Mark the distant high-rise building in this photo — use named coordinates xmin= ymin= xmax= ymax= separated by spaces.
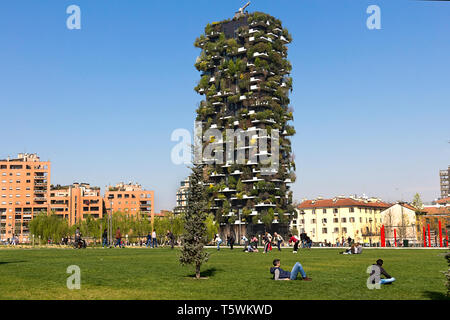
xmin=193 ymin=8 xmax=295 ymax=236
xmin=440 ymin=166 xmax=449 ymax=199
xmin=0 ymin=153 xmax=50 ymax=242
xmin=174 ymin=178 xmax=190 ymax=214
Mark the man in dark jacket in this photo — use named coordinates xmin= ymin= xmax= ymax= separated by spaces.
xmin=270 ymin=259 xmax=312 ymax=281
xmin=371 ymin=259 xmax=395 ymax=284
xmin=166 ymin=230 xmax=175 ymax=249
xmin=102 ymin=229 xmax=108 ymax=248
xmin=229 ymin=233 xmax=235 ymax=250
xmin=115 ymin=228 xmax=122 ymax=248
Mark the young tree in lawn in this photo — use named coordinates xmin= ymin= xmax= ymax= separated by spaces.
xmin=179 ymin=164 xmax=209 ymax=279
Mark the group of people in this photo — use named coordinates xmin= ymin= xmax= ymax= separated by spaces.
xmin=99 ymin=228 xmax=176 ymax=249
xmin=214 ymin=232 xmax=316 ymax=254
xmin=269 ymin=258 xmax=396 ymax=286
xmin=3 ymin=235 xmax=19 ymax=246
xmin=213 ymin=233 xmax=238 ymax=251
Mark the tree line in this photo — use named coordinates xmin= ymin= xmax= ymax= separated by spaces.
xmin=28 ymin=211 xmax=218 ymax=245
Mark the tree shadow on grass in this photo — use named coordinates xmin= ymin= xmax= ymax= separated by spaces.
xmin=0 ymin=261 xmax=26 ymax=265
xmin=422 ymin=291 xmax=450 ymax=300
xmin=187 ymin=267 xmax=221 ymax=279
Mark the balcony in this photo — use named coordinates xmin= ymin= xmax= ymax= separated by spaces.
xmin=255 ymin=202 xmax=276 ymax=208
xmin=210 ymin=172 xmax=225 ymax=178
xmin=34 ymin=197 xmax=47 ymax=202
xmin=253 ymin=52 xmax=269 ymax=58
xmin=242 ymin=177 xmax=263 ymax=183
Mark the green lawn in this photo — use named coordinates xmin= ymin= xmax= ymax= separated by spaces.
xmin=0 ymin=247 xmax=448 ymax=300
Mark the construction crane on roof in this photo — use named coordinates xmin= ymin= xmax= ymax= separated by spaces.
xmin=233 ymin=1 xmax=251 ymax=20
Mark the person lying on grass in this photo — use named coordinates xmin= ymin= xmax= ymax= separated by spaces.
xmin=371 ymin=259 xmax=396 ymax=285
xmin=270 ymin=259 xmax=312 ymax=281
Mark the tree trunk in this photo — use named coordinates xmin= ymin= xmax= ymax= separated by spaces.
xmin=196 ymin=264 xmax=201 ymax=279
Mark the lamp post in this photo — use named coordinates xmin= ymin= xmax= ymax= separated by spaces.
xmin=238 ymin=209 xmax=241 ymax=245
xmin=109 ymin=200 xmax=113 ymax=248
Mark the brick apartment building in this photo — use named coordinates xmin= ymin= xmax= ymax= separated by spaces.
xmin=49 ymin=183 xmax=105 ymax=225
xmin=0 ymin=153 xmax=50 ymax=242
xmin=104 ymin=182 xmax=154 ymax=220
xmin=1 ymin=153 xmax=155 ymax=243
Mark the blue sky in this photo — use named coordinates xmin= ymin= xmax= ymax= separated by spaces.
xmin=0 ymin=0 xmax=449 ymax=211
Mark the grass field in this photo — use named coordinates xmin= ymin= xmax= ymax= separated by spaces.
xmin=0 ymin=246 xmax=448 ymax=300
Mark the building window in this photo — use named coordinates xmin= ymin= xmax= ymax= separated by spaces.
xmin=334 ymin=228 xmax=339 ymax=233
xmin=323 ymin=209 xmax=327 ymax=213
xmin=322 ymin=228 xmax=327 ymax=234
xmin=333 ymin=218 xmax=338 ymax=223
xmin=322 ymin=218 xmax=327 ymax=224
xmin=341 ymin=218 xmax=347 ymax=223
xmin=333 ymin=208 xmax=338 ymax=213
xmin=349 ymin=208 xmax=354 ymax=213
xmin=350 ymin=217 xmax=355 ymax=223
xmin=342 ymin=227 xmax=347 ymax=233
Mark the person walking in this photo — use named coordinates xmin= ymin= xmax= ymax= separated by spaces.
xmin=274 ymin=232 xmax=283 ymax=251
xmin=229 ymin=233 xmax=235 ymax=250
xmin=241 ymin=235 xmax=249 ymax=248
xmin=115 ymin=227 xmax=122 ymax=248
xmin=263 ymin=232 xmax=271 ymax=253
xmin=214 ymin=234 xmax=222 ymax=251
xmin=152 ymin=230 xmax=157 ymax=248
xmin=146 ymin=232 xmax=152 ymax=248
xmin=102 ymin=228 xmax=108 ymax=248
xmin=167 ymin=230 xmax=175 ymax=249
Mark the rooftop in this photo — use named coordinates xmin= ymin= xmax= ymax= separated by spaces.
xmin=298 ymin=197 xmax=391 ymax=210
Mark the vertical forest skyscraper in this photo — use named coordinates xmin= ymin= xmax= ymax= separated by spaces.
xmin=193 ymin=8 xmax=296 ymax=236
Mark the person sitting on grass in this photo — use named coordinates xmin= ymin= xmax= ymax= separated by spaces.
xmin=340 ymin=243 xmax=363 ymax=254
xmin=244 ymin=244 xmax=259 ymax=253
xmin=371 ymin=259 xmax=396 ymax=285
xmin=270 ymin=259 xmax=312 ymax=281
